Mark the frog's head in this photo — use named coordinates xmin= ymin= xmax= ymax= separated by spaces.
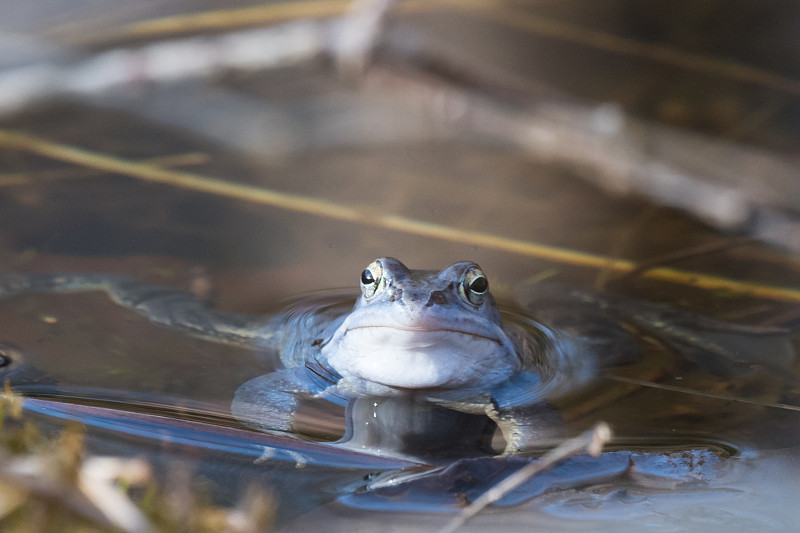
xmin=321 ymin=258 xmax=520 ymax=390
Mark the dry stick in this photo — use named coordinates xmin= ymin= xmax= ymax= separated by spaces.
xmin=607 ymin=376 xmax=800 ymax=412
xmin=362 ymin=65 xmax=800 ymax=242
xmin=0 ymin=152 xmax=208 ymax=187
xmin=593 ymin=205 xmax=661 ymax=291
xmin=603 ymin=237 xmax=757 ymax=288
xmin=436 ymin=423 xmax=612 ymax=533
xmin=453 ymin=0 xmax=800 ymax=99
xmin=83 ymin=0 xmax=800 ymax=101
xmin=7 ymin=1 xmax=800 ymax=242
xmin=1 ymin=0 xmax=401 ymax=115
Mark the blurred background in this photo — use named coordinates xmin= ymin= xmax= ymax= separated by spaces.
xmin=1 ymin=0 xmax=798 ymax=306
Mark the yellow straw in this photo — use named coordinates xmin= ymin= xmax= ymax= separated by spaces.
xmin=0 ymin=128 xmax=798 ymax=302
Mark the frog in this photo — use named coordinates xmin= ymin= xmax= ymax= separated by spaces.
xmin=232 ymin=258 xmax=796 ymax=457
xmin=233 ymin=257 xmax=586 ymax=457
xmin=0 ymin=257 xmax=794 ymax=457
xmin=0 ymin=258 xmax=582 ymax=455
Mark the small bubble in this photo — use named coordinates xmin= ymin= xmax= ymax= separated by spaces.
xmin=40 ymin=315 xmax=58 ymax=324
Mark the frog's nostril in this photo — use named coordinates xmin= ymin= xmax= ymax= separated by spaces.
xmin=426 ymin=290 xmax=447 ymax=307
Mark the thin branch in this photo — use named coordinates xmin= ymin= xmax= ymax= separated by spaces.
xmin=455 ymin=0 xmax=800 ymax=99
xmin=607 ymin=375 xmax=800 ymax=412
xmin=603 ymin=237 xmax=757 ymax=288
xmin=0 ymin=152 xmax=208 ymax=187
xmin=436 ymin=422 xmax=612 ymax=533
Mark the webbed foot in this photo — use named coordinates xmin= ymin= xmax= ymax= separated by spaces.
xmin=489 ymin=403 xmax=566 ymax=456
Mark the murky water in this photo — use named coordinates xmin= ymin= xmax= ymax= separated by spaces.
xmin=1 ymin=2 xmax=800 ymax=531
xmin=1 ymin=120 xmax=798 ymax=531
xmin=1 ymin=273 xmax=798 ymax=531
xmin=0 ymin=117 xmax=798 ymax=530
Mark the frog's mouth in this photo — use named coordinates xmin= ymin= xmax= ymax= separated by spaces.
xmin=346 ymin=325 xmax=505 ymax=345
xmin=323 ymin=323 xmax=519 ymax=389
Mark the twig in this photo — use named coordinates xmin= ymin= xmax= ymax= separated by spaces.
xmin=361 ymin=67 xmax=800 ymax=248
xmin=603 ymin=237 xmax=756 ymax=289
xmin=607 ymin=376 xmax=800 ymax=412
xmin=454 ymin=1 xmax=800 ymax=99
xmin=0 ymin=0 xmax=401 ymax=115
xmin=4 ymin=2 xmax=800 ymax=251
xmin=0 ymin=20 xmax=328 ymax=115
xmin=436 ymin=422 xmax=612 ymax=533
xmin=0 ymin=152 xmax=208 ymax=187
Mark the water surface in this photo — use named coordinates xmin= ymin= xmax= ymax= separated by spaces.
xmin=1 ymin=2 xmax=799 ymax=530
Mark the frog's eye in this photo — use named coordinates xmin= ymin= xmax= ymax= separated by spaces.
xmin=459 ymin=267 xmax=488 ymax=306
xmin=360 ymin=260 xmax=386 ymax=298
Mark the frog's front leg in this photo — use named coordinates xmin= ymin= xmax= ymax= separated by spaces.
xmin=488 ymin=402 xmax=565 ymax=456
xmin=485 ymin=372 xmax=566 ymax=455
xmin=231 ymin=367 xmax=321 ymax=434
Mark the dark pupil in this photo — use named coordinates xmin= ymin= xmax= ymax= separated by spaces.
xmin=361 ymin=269 xmax=375 ymax=285
xmin=469 ymin=276 xmax=488 ymax=293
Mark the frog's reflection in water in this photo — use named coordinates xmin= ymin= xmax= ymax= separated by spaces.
xmin=340 ymin=396 xmax=494 ymax=461
xmin=339 ymin=395 xmax=564 ymax=462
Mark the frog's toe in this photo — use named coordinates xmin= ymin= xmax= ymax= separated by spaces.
xmin=491 ymin=403 xmax=566 ymax=456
